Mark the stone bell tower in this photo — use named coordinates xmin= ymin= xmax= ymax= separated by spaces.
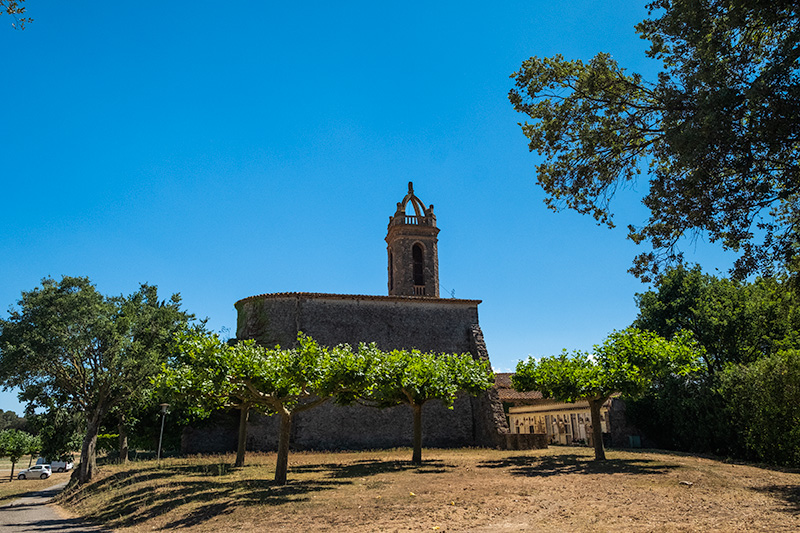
xmin=386 ymin=182 xmax=440 ymax=297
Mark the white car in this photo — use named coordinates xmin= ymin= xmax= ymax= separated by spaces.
xmin=17 ymin=464 xmax=52 ymax=480
xmin=36 ymin=457 xmax=74 ymax=473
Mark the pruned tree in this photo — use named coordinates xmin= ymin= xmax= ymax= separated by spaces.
xmin=160 ymin=334 xmax=374 ymax=484
xmin=157 ymin=329 xmax=261 ymax=468
xmin=237 ymin=337 xmax=375 ymax=484
xmin=513 ymin=328 xmax=701 ymax=460
xmin=0 ymin=277 xmax=195 ymax=483
xmin=509 ymin=0 xmax=800 ymax=281
xmin=365 ymin=349 xmax=494 ymax=465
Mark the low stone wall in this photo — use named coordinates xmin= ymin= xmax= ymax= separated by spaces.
xmin=501 ymin=433 xmax=549 ymax=450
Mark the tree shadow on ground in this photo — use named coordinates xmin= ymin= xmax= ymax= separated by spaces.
xmin=67 ymin=476 xmax=347 ymax=530
xmin=61 ymin=462 xmax=239 ymax=503
xmin=162 ymin=462 xmax=236 ymax=476
xmin=477 ymin=454 xmax=678 ymax=477
xmin=59 ymin=468 xmax=176 ymax=501
xmin=291 ymin=458 xmax=454 ymax=478
xmin=754 ymin=484 xmax=800 ymax=516
xmin=1 ymin=482 xmax=66 ymax=507
xmin=61 ymin=458 xmax=454 ymax=530
xmin=3 ymin=516 xmax=111 ymax=532
xmin=0 ymin=488 xmax=36 ymax=506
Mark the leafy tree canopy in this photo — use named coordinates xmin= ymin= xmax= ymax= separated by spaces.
xmin=0 ymin=409 xmax=27 ymax=432
xmin=162 ymin=333 xmax=375 ymax=418
xmin=161 ymin=335 xmax=492 ymax=474
xmin=157 ymin=330 xmax=244 ymax=420
xmin=367 ymin=349 xmax=492 ymax=409
xmin=0 ymin=276 xmax=195 ymax=483
xmin=26 ymin=407 xmax=83 ymax=463
xmin=633 ymin=265 xmax=800 ymax=372
xmin=627 ymin=266 xmax=800 ymax=460
xmin=509 ymin=0 xmax=800 ymax=281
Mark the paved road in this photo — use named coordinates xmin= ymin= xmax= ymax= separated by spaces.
xmin=0 ymin=481 xmax=106 ymax=532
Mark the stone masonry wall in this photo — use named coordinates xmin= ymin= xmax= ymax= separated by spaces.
xmin=246 ymin=395 xmax=477 ymax=451
xmin=235 ymin=293 xmax=480 ymax=354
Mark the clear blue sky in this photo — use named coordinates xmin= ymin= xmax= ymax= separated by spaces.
xmin=0 ymin=1 xmax=733 ymax=413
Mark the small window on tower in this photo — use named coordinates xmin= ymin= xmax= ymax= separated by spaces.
xmin=413 ymin=244 xmax=424 ymax=286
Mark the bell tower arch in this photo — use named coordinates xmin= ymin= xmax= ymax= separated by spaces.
xmin=386 ymin=182 xmax=440 ymax=297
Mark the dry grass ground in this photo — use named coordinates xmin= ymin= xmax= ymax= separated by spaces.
xmin=54 ymin=447 xmax=799 ymax=532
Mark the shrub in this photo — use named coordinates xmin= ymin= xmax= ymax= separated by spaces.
xmin=719 ymin=350 xmax=800 ymax=467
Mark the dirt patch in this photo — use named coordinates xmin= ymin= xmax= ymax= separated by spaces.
xmin=57 ymin=447 xmax=800 ymax=532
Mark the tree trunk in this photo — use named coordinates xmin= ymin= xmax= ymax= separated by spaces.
xmin=235 ymin=404 xmax=250 ymax=467
xmin=79 ymin=410 xmax=103 ymax=483
xmin=411 ymin=403 xmax=423 ymax=465
xmin=589 ymin=397 xmax=607 ymax=461
xmin=118 ymin=413 xmax=129 ymax=464
xmin=275 ymin=408 xmax=292 ymax=485
xmin=9 ymin=461 xmax=16 ymax=481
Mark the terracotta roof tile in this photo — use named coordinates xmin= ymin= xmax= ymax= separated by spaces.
xmin=494 ymin=372 xmax=513 ymax=388
xmin=498 ymin=389 xmax=543 ymax=401
xmin=494 ymin=372 xmax=542 ymax=401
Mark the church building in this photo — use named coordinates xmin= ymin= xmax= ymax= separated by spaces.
xmin=183 ymin=183 xmax=511 ymax=453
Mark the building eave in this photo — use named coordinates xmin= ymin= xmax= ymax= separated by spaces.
xmin=235 ymin=291 xmax=481 ymax=308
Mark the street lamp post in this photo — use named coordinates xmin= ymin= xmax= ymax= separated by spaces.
xmin=157 ymin=403 xmax=170 ymax=463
